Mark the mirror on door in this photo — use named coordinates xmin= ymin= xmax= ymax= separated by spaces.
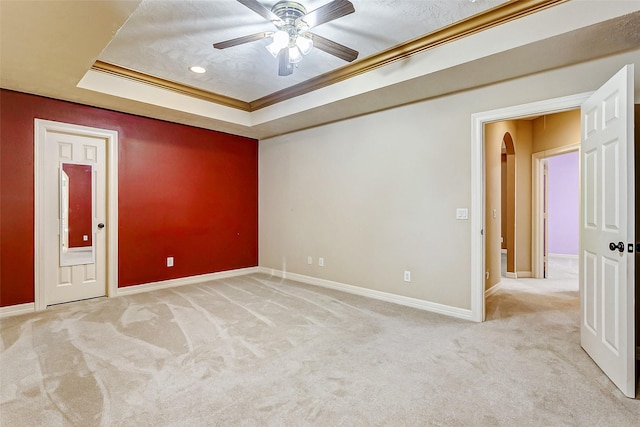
xmin=60 ymin=162 xmax=95 ymax=266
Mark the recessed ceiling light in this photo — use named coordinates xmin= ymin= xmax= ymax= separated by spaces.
xmin=189 ymin=66 xmax=206 ymax=74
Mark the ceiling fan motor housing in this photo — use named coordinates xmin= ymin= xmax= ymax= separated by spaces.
xmin=272 ymin=1 xmax=307 ymax=21
xmin=272 ymin=1 xmax=309 ymax=37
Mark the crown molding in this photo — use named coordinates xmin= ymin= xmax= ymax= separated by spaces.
xmin=250 ymin=0 xmax=567 ymax=110
xmin=91 ymin=0 xmax=566 ymax=113
xmin=91 ymin=61 xmax=252 ymax=111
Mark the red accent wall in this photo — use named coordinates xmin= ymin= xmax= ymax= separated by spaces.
xmin=64 ymin=164 xmax=93 ymax=248
xmin=0 ymin=89 xmax=258 ymax=306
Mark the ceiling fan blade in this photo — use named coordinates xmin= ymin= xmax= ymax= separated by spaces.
xmin=213 ymin=32 xmax=269 ymax=49
xmin=237 ymin=0 xmax=283 ymax=25
xmin=278 ymin=48 xmax=293 ymax=76
xmin=309 ymin=33 xmax=358 ymax=62
xmin=296 ymin=0 xmax=355 ymax=29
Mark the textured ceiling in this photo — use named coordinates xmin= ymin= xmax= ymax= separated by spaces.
xmin=2 ymin=0 xmax=639 ymax=139
xmin=98 ymin=0 xmax=508 ymax=101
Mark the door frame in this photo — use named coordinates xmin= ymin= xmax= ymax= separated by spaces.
xmin=470 ymin=92 xmax=592 ymax=322
xmin=34 ymin=119 xmax=119 ymax=310
xmin=532 ymin=143 xmax=580 ymax=278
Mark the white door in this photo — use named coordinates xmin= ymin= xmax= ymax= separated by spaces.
xmin=42 ymin=127 xmax=107 ymax=305
xmin=580 ymin=65 xmax=635 ymax=397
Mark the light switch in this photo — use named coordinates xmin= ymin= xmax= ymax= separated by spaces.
xmin=456 ymin=208 xmax=468 ymax=220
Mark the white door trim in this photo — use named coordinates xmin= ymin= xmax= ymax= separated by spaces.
xmin=34 ymin=119 xmax=119 ymax=310
xmin=531 ymin=143 xmax=580 ymax=278
xmin=470 ymin=92 xmax=592 ymax=322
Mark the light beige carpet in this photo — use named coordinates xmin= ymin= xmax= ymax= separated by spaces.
xmin=1 ymin=273 xmax=638 ymax=426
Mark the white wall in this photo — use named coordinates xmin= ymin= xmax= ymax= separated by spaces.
xmin=259 ymin=48 xmax=640 ymax=312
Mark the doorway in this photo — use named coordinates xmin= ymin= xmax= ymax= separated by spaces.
xmin=472 ymin=66 xmax=637 ymax=398
xmin=34 ymin=119 xmax=119 ymax=310
xmin=533 ymin=147 xmax=580 ymax=282
xmin=470 ymin=93 xmax=590 ymax=321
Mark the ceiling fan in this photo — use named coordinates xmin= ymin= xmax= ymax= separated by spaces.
xmin=214 ymin=0 xmax=359 ymax=76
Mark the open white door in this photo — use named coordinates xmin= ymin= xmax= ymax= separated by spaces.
xmin=580 ymin=65 xmax=635 ymax=398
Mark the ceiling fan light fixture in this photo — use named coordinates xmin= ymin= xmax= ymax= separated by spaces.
xmin=288 ymin=46 xmax=303 ymax=63
xmin=295 ymin=34 xmax=313 ymax=55
xmin=272 ymin=30 xmax=290 ymax=50
xmin=266 ymin=42 xmax=282 ymax=58
xmin=266 ymin=29 xmax=290 ymax=58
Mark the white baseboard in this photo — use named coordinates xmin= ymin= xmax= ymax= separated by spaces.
xmin=503 ymin=272 xmax=533 ymax=279
xmin=117 ymin=266 xmax=259 ymax=296
xmin=549 ymin=253 xmax=578 ymax=260
xmin=0 ymin=267 xmax=259 ymax=317
xmin=485 ymin=282 xmax=502 ymax=298
xmin=0 ymin=302 xmax=36 ymax=319
xmin=258 ymin=267 xmax=473 ymax=321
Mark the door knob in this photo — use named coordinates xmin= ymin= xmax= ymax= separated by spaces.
xmin=609 ymin=241 xmax=624 ymax=252
xmin=97 ymin=223 xmax=105 ymax=229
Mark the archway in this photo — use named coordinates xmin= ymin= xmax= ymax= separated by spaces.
xmin=502 ymin=132 xmax=516 ymax=278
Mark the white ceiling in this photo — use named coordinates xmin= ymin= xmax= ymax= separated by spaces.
xmin=98 ymin=0 xmax=507 ymax=101
xmin=1 ymin=0 xmax=639 ymax=139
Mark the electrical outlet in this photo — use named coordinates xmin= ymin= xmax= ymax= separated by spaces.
xmin=83 ymin=235 xmax=89 ymax=241
xmin=319 ymin=257 xmax=324 ymax=267
xmin=485 ymin=271 xmax=490 ymax=280
xmin=404 ymin=271 xmax=411 ymax=282
xmin=167 ymin=257 xmax=174 ymax=267
xmin=307 ymin=256 xmax=312 ymax=265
